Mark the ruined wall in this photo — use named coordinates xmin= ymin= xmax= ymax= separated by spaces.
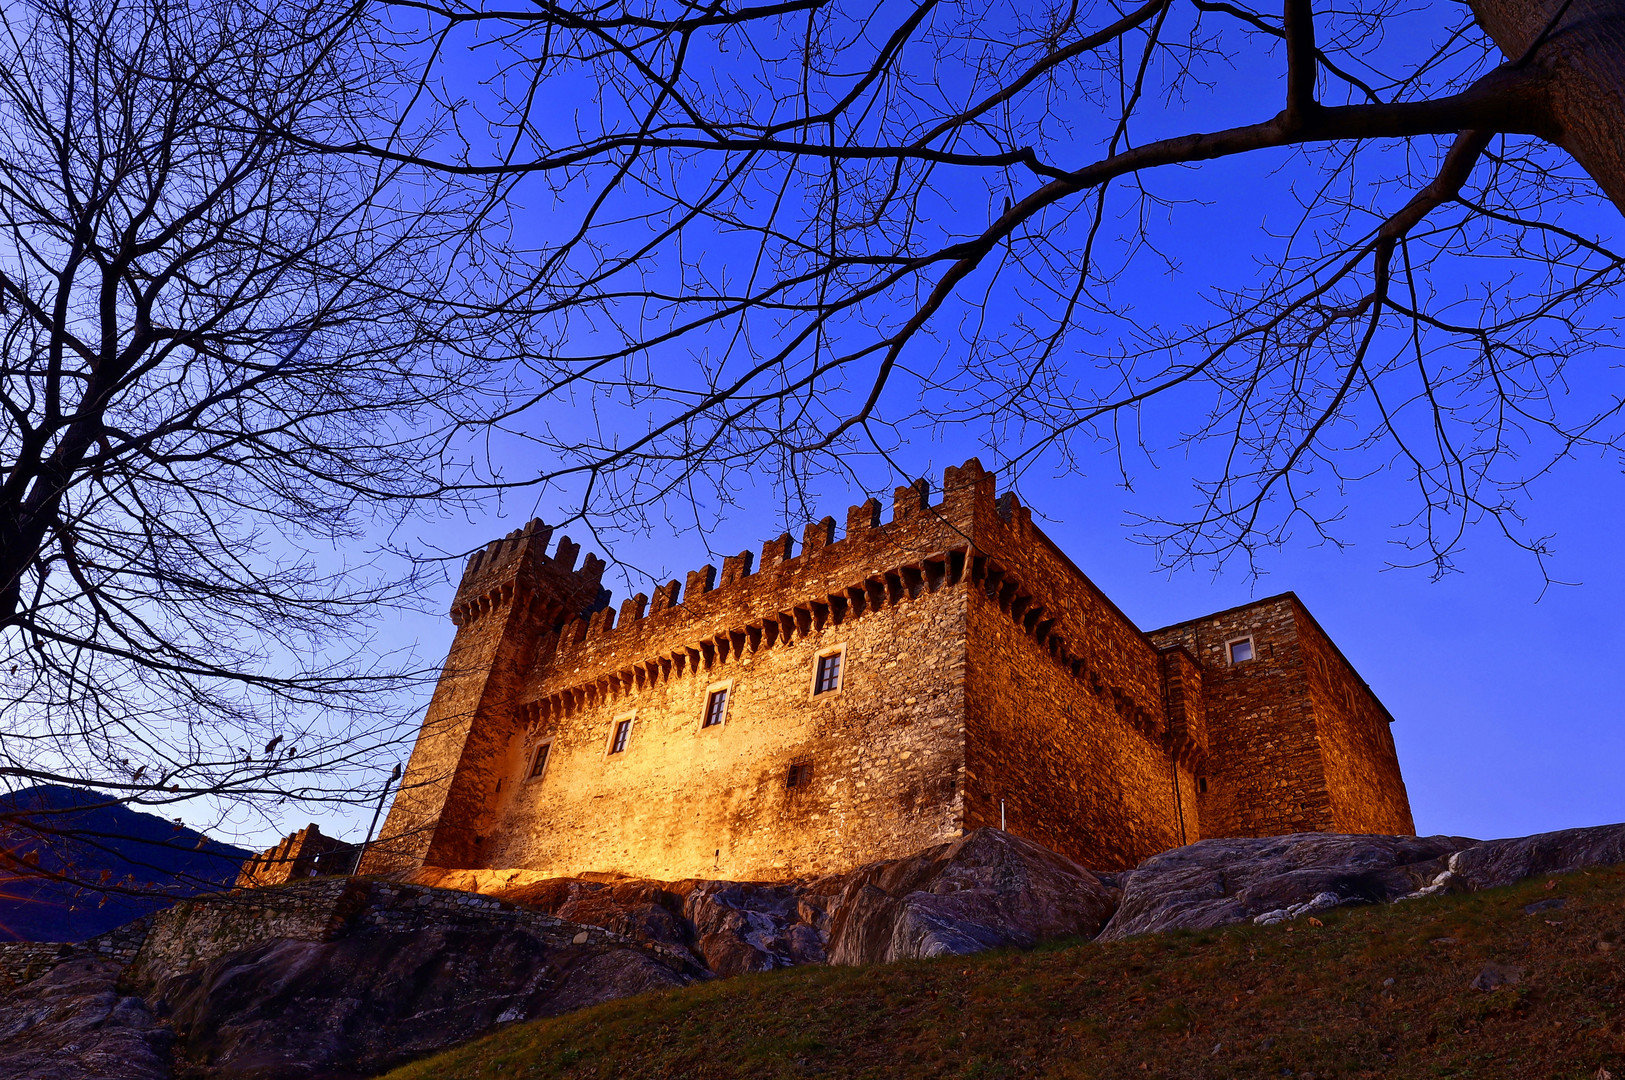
xmin=236 ymin=824 xmax=352 ymax=887
xmin=126 ymin=877 xmax=366 ymax=989
xmin=0 ymin=917 xmax=152 ymax=989
xmin=1149 ymin=596 xmax=1334 ymax=838
xmin=1293 ymin=604 xmax=1415 ymax=835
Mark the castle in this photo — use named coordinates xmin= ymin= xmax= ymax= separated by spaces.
xmin=354 ymin=459 xmax=1413 ymax=883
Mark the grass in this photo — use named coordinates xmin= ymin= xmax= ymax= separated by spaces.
xmin=383 ymin=866 xmax=1625 ymax=1080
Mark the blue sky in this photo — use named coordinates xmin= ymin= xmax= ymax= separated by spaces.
xmin=221 ymin=0 xmax=1624 ymax=852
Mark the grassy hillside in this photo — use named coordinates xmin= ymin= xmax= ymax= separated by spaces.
xmin=386 ymin=867 xmax=1624 ymax=1080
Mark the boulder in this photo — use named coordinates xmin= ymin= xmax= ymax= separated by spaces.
xmin=674 ymin=879 xmax=831 ymax=975
xmin=1097 ymin=832 xmax=1474 ymax=941
xmin=495 ymin=878 xmax=700 ymax=964
xmin=824 ymin=829 xmax=1119 ymax=965
xmin=0 ymin=958 xmax=173 ymax=1080
xmin=456 ymin=875 xmax=832 ymax=976
xmin=152 ymin=922 xmax=690 ymax=1079
xmin=1404 ymin=823 xmax=1625 ymax=897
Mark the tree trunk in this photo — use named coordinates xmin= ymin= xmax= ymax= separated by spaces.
xmin=1471 ymin=0 xmax=1625 ymax=211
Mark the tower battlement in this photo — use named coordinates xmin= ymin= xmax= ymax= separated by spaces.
xmin=449 ymin=518 xmax=605 ymax=631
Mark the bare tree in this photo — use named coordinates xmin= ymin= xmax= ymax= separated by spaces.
xmin=6 ymin=0 xmax=1622 ymax=901
xmin=326 ymin=0 xmax=1623 ymax=579
xmin=0 ymin=0 xmax=526 ymax=890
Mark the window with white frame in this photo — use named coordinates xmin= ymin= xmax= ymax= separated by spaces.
xmin=608 ymin=715 xmax=634 ymax=754
xmin=527 ymin=739 xmax=554 ymax=781
xmin=703 ymin=684 xmax=730 ymax=728
xmin=1227 ymin=636 xmax=1255 ymax=664
xmin=812 ymin=647 xmax=844 ymax=695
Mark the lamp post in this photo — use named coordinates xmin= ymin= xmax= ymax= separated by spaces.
xmin=354 ymin=763 xmax=401 ymax=874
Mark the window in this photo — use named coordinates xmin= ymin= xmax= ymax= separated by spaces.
xmin=702 ymin=684 xmax=730 ymax=728
xmin=1197 ymin=776 xmax=1208 ymax=794
xmin=813 ymin=649 xmax=843 ymax=694
xmin=527 ymin=740 xmax=553 ymax=781
xmin=608 ymin=717 xmax=633 ymax=754
xmin=1227 ymin=637 xmax=1255 ymax=664
xmin=786 ymin=760 xmax=813 ymax=789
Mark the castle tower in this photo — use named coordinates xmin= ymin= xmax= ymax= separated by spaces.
xmin=357 ymin=521 xmax=603 ymax=874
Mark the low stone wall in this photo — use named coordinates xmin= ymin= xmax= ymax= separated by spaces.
xmin=0 ymin=914 xmax=153 ymax=989
xmin=127 ymin=877 xmax=363 ymax=988
xmin=124 ymin=876 xmax=656 ymax=991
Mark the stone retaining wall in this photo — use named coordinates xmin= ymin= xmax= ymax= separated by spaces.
xmin=123 ymin=877 xmax=667 ymax=992
xmin=0 ymin=914 xmax=152 ymax=989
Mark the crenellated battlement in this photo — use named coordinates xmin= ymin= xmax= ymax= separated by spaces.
xmin=449 ymin=517 xmax=605 ymax=631
xmin=488 ymin=459 xmax=1200 ymax=770
xmin=533 ymin=458 xmax=1021 ymax=654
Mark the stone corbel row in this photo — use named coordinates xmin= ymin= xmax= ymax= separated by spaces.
xmin=523 ymin=548 xmax=972 ymax=726
xmin=449 ymin=581 xmax=576 ymax=633
xmin=450 ymin=580 xmax=519 ymax=628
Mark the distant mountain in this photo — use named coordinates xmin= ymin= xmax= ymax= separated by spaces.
xmin=0 ymin=785 xmax=249 ymax=942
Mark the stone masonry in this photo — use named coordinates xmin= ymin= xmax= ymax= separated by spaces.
xmin=235 ymin=823 xmax=355 ymax=887
xmin=355 ymin=459 xmax=1414 ymax=882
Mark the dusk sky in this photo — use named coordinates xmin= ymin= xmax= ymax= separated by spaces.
xmin=212 ymin=0 xmax=1624 ymax=852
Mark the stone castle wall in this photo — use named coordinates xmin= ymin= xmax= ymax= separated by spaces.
xmin=1150 ymin=597 xmax=1331 ymax=836
xmin=952 ymin=485 xmax=1206 ymax=870
xmin=1145 ymin=595 xmax=1413 ymax=839
xmin=490 ymin=585 xmax=967 ymax=881
xmin=1293 ymin=606 xmax=1415 ymax=834
xmin=360 ymin=458 xmax=1415 ymax=883
xmin=963 ymin=588 xmax=1199 ymax=871
xmin=362 ymin=526 xmax=607 ymax=873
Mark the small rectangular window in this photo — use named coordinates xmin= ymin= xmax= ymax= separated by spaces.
xmin=609 ymin=717 xmax=633 ymax=754
xmin=1197 ymin=775 xmax=1208 ymax=794
xmin=528 ymin=741 xmax=552 ymax=780
xmin=786 ymin=761 xmax=813 ymax=789
xmin=703 ymin=687 xmax=729 ymax=728
xmin=813 ymin=651 xmax=843 ymax=694
xmin=1227 ymin=637 xmax=1254 ymax=664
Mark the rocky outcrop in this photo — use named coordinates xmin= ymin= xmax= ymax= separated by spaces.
xmin=1098 ymin=823 xmax=1625 ymax=940
xmin=5 ymin=822 xmax=1625 ymax=1079
xmin=0 ymin=958 xmax=172 ymax=1080
xmin=431 ymin=874 xmax=833 ymax=976
xmin=419 ymin=829 xmax=1115 ymax=972
xmin=1097 ymin=833 xmax=1475 ymax=941
xmin=1403 ymin=823 xmax=1625 ymax=898
xmin=152 ymin=922 xmax=687 ymax=1079
xmin=677 ymin=879 xmax=833 ymax=974
xmin=823 ymin=829 xmax=1118 ymax=964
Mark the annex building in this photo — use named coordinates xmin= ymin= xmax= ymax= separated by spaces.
xmin=357 ymin=459 xmax=1414 ymax=883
